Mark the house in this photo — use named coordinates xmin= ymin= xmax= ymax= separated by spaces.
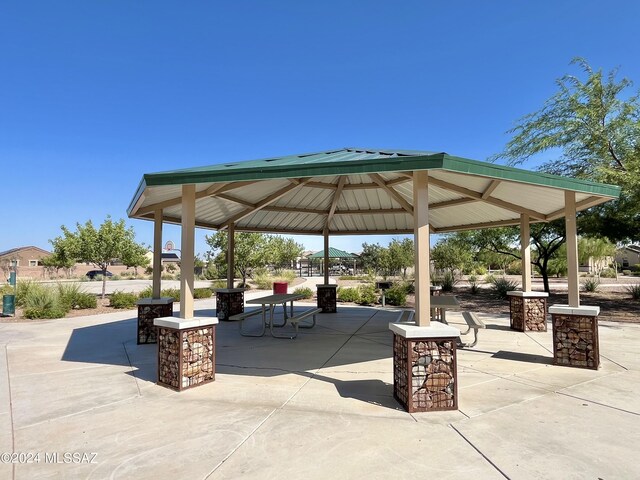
xmin=0 ymin=246 xmax=51 ymax=280
xmin=615 ymin=245 xmax=640 ymax=269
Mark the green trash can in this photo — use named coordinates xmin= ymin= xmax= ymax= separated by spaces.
xmin=2 ymin=294 xmax=15 ymax=316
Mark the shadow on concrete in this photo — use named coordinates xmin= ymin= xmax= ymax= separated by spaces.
xmin=309 ymin=373 xmax=402 ymax=411
xmin=491 ymin=350 xmax=552 ymax=365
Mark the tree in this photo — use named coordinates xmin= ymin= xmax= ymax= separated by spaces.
xmin=41 ymin=253 xmax=75 ymax=278
xmin=266 ymin=236 xmax=304 ymax=270
xmin=387 ymin=238 xmax=414 ymax=279
xmin=451 ymin=222 xmax=566 ymax=293
xmin=205 ymin=232 xmax=270 ymax=286
xmin=431 ymin=237 xmax=474 ymax=273
xmin=120 ymin=242 xmax=150 ymax=276
xmin=578 ymin=237 xmax=616 ymax=276
xmin=494 ymin=58 xmax=640 ymax=242
xmin=359 ymin=243 xmax=385 ymax=276
xmin=50 ymin=217 xmax=146 ymax=298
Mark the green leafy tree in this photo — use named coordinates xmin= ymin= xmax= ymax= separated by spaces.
xmin=494 ymin=58 xmax=640 ymax=242
xmin=50 ymin=217 xmax=146 ymax=298
xmin=388 ymin=238 xmax=414 ymax=279
xmin=266 ymin=236 xmax=304 ymax=269
xmin=120 ymin=242 xmax=150 ymax=276
xmin=578 ymin=237 xmax=616 ymax=276
xmin=359 ymin=243 xmax=385 ymax=276
xmin=41 ymin=253 xmax=75 ymax=278
xmin=205 ymin=232 xmax=270 ymax=286
xmin=431 ymin=237 xmax=474 ymax=273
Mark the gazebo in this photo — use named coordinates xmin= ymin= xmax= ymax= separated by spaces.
xmin=306 ymin=247 xmax=357 ymax=277
xmin=127 ymin=147 xmax=620 ymax=409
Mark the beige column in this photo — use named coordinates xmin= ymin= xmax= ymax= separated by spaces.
xmin=565 ymin=191 xmax=580 ymax=307
xmin=323 ymin=229 xmax=329 ymax=285
xmin=520 ymin=214 xmax=532 ymax=292
xmin=413 ymin=170 xmax=431 ymax=327
xmin=227 ymin=223 xmax=235 ymax=289
xmin=180 ymin=184 xmax=196 ymax=318
xmin=152 ymin=208 xmax=163 ymax=299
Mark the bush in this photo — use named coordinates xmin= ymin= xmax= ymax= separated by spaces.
xmin=57 ymin=283 xmax=96 ymax=310
xmin=75 ymin=292 xmax=97 ymax=309
xmin=600 ymin=268 xmax=616 ymax=278
xmin=582 ymin=277 xmax=600 ymax=292
xmin=253 ymin=273 xmax=273 ymax=290
xmin=403 ymin=281 xmax=415 ymax=294
xmin=623 ymin=270 xmax=632 ymax=276
xmin=23 ymin=283 xmax=68 ymax=319
xmin=384 ymin=284 xmax=407 ymax=306
xmin=109 ymin=291 xmax=138 ymax=309
xmin=441 ymin=271 xmax=458 ymax=292
xmin=137 ymin=286 xmax=154 ymax=298
xmin=337 ymin=287 xmax=360 ymax=303
xmin=293 ymin=286 xmax=313 ymax=299
xmin=358 ymin=284 xmax=377 ymax=305
xmin=161 ymin=288 xmax=180 ymax=302
xmin=625 ymin=284 xmax=640 ymax=300
xmin=212 ymin=279 xmax=227 ymax=289
xmin=505 ymin=261 xmax=522 ymax=275
xmin=161 ymin=274 xmax=174 ymax=280
xmin=194 ymin=288 xmax=213 ymax=299
xmin=15 ymin=279 xmax=37 ymax=307
xmin=468 ymin=275 xmax=480 ymax=295
xmin=489 ymin=276 xmax=519 ymax=299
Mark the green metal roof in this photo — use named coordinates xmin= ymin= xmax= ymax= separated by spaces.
xmin=307 ymin=248 xmax=357 ymax=259
xmin=127 ymin=147 xmax=621 ymax=235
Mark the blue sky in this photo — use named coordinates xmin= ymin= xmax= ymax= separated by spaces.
xmin=2 ymin=1 xmax=639 ymax=256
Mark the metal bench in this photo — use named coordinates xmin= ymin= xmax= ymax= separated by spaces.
xmin=231 ymin=309 xmax=266 ymax=337
xmin=396 ymin=310 xmax=414 ymax=323
xmin=458 ymin=311 xmax=485 ymax=348
xmin=272 ymin=307 xmax=322 ymax=339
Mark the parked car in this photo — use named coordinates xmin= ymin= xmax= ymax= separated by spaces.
xmin=86 ymin=270 xmax=113 ymax=279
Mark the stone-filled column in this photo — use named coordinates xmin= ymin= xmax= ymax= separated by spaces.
xmin=507 ymin=291 xmax=549 ymax=332
xmin=389 ymin=322 xmax=460 ymax=412
xmin=154 ymin=317 xmax=218 ymax=391
xmin=430 ymin=286 xmax=442 ymax=296
xmin=317 ymin=284 xmax=337 ymax=313
xmin=215 ymin=288 xmax=245 ymax=321
xmin=549 ymin=305 xmax=600 ymax=370
xmin=136 ymin=297 xmax=174 ymax=344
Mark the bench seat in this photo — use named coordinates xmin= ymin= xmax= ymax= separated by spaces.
xmin=458 ymin=311 xmax=485 ymax=348
xmin=272 ymin=307 xmax=322 ymax=339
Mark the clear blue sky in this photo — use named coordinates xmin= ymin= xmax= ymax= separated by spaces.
xmin=2 ymin=1 xmax=639 ymax=256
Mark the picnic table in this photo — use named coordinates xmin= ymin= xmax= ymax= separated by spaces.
xmin=430 ymin=295 xmax=460 ymax=324
xmin=239 ymin=293 xmax=312 ymax=338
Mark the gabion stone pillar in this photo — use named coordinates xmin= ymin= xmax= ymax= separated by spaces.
xmin=215 ymin=288 xmax=245 ymax=321
xmin=507 ymin=291 xmax=549 ymax=332
xmin=549 ymin=305 xmax=600 ymax=370
xmin=389 ymin=322 xmax=460 ymax=413
xmin=317 ymin=284 xmax=337 ymax=313
xmin=154 ymin=317 xmax=218 ymax=391
xmin=136 ymin=297 xmax=174 ymax=344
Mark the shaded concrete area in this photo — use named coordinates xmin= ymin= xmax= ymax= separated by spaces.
xmin=1 ymin=299 xmax=639 ymax=479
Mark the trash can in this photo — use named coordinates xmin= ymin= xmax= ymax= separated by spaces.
xmin=273 ymin=282 xmax=288 ymax=294
xmin=2 ymin=294 xmax=15 ymax=316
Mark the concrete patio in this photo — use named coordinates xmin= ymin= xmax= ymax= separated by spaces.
xmin=1 ymin=296 xmax=639 ymax=479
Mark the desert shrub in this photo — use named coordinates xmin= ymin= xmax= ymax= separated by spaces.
xmin=600 ymin=268 xmax=616 ymax=278
xmin=489 ymin=276 xmax=519 ymax=299
xmin=358 ymin=284 xmax=377 ymax=305
xmin=23 ymin=284 xmax=68 ymax=319
xmin=441 ymin=271 xmax=458 ymax=292
xmin=468 ymin=275 xmax=480 ymax=295
xmin=161 ymin=274 xmax=174 ymax=280
xmin=484 ymin=273 xmax=496 ymax=285
xmin=75 ymin=292 xmax=97 ymax=309
xmin=57 ymin=283 xmax=94 ymax=310
xmin=109 ymin=291 xmax=138 ymax=309
xmin=194 ymin=288 xmax=213 ymax=299
xmin=582 ymin=277 xmax=600 ymax=292
xmin=212 ymin=279 xmax=227 ymax=289
xmin=293 ymin=286 xmax=313 ymax=299
xmin=137 ymin=286 xmax=154 ymax=298
xmin=625 ymin=284 xmax=640 ymax=300
xmin=505 ymin=261 xmax=522 ymax=275
xmin=403 ymin=281 xmax=415 ymax=294
xmin=622 ymin=270 xmax=632 ymax=276
xmin=253 ymin=273 xmax=273 ymax=290
xmin=385 ymin=284 xmax=407 ymax=306
xmin=337 ymin=287 xmax=360 ymax=303
xmin=15 ymin=279 xmax=37 ymax=307
xmin=165 ymin=263 xmax=177 ymax=273
xmin=274 ymin=270 xmax=296 ymax=283
xmin=0 ymin=284 xmax=14 ymax=296
xmin=110 ymin=275 xmax=121 ymax=281
xmin=161 ymin=288 xmax=180 ymax=302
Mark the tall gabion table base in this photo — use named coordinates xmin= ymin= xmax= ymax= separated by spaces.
xmin=136 ymin=297 xmax=174 ymax=344
xmin=154 ymin=317 xmax=218 ymax=391
xmin=389 ymin=322 xmax=460 ymax=413
xmin=317 ymin=284 xmax=337 ymax=313
xmin=215 ymin=288 xmax=245 ymax=321
xmin=549 ymin=305 xmax=600 ymax=370
xmin=507 ymin=291 xmax=548 ymax=332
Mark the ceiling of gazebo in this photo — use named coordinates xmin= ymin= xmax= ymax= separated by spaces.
xmin=127 ymin=148 xmax=620 ymax=235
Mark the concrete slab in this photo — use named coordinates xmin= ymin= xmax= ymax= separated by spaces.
xmin=453 ymin=391 xmax=640 ymax=479
xmin=211 ymin=409 xmax=503 ymax=480
xmin=557 ymin=370 xmax=640 ymax=414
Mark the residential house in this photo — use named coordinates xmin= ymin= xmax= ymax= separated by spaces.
xmin=615 ymin=245 xmax=640 ymax=269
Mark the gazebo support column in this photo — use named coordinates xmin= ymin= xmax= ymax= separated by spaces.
xmin=508 ymin=214 xmax=548 ymax=332
xmin=135 ymin=208 xmax=173 ymax=344
xmin=155 ymin=184 xmax=219 ymax=390
xmin=317 ymin=228 xmax=337 ymax=313
xmin=216 ymin=223 xmax=245 ymax=321
xmin=549 ymin=191 xmax=600 ymax=369
xmin=390 ymin=171 xmax=459 ymax=412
